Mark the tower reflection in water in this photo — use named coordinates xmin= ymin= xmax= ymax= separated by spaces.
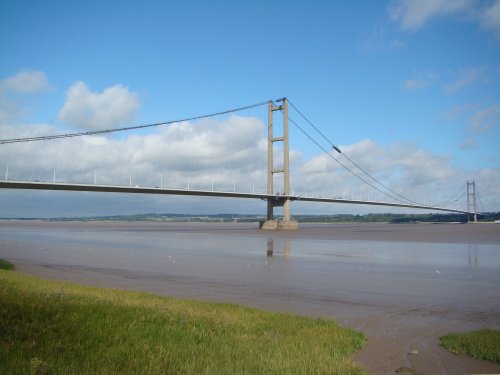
xmin=468 ymin=243 xmax=478 ymax=267
xmin=266 ymin=239 xmax=291 ymax=258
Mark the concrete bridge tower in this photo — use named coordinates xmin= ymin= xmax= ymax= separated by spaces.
xmin=467 ymin=180 xmax=478 ymax=223
xmin=261 ymin=98 xmax=298 ymax=230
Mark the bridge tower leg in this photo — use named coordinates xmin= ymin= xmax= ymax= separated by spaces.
xmin=467 ymin=180 xmax=477 ymax=223
xmin=261 ymin=98 xmax=298 ymax=230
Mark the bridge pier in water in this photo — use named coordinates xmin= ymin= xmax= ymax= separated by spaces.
xmin=261 ymin=98 xmax=298 ymax=230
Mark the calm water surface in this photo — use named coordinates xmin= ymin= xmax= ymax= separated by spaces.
xmin=1 ymin=222 xmax=499 ymax=320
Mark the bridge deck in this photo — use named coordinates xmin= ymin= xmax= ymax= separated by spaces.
xmin=0 ymin=180 xmax=468 ymax=214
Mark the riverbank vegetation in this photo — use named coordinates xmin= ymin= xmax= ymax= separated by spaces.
xmin=0 ymin=266 xmax=365 ymax=374
xmin=441 ymin=329 xmax=500 ymax=364
xmin=0 ymin=258 xmax=14 ymax=270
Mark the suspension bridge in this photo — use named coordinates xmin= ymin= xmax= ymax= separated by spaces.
xmin=0 ymin=97 xmax=482 ymax=228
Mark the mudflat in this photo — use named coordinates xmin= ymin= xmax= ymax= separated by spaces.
xmin=1 ymin=221 xmax=499 ymax=375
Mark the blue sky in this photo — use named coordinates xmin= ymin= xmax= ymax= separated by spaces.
xmin=1 ymin=0 xmax=499 ymax=217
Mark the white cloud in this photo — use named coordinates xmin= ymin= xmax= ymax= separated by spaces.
xmin=0 ymin=97 xmax=22 ymax=123
xmin=469 ymin=104 xmax=500 ymax=131
xmin=480 ymin=0 xmax=500 ymax=39
xmin=403 ymin=70 xmax=437 ymax=91
xmin=404 ymin=79 xmax=429 ymax=90
xmin=389 ymin=0 xmax=500 ymax=40
xmin=444 ymin=66 xmax=486 ymax=94
xmin=389 ymin=0 xmax=472 ymax=31
xmin=0 ymin=69 xmax=50 ymax=94
xmin=58 ymin=81 xmax=140 ymax=130
xmin=0 ymin=70 xmax=51 ymax=122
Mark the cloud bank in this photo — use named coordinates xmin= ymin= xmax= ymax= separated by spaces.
xmin=0 ymin=69 xmax=50 ymax=94
xmin=2 ymin=117 xmax=498 ymax=215
xmin=0 ymin=116 xmax=268 ymax=195
xmin=59 ymin=81 xmax=140 ymax=130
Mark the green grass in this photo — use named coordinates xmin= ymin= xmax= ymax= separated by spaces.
xmin=0 ymin=269 xmax=366 ymax=374
xmin=441 ymin=329 xmax=500 ymax=364
xmin=0 ymin=258 xmax=14 ymax=270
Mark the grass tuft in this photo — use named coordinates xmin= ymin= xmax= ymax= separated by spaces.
xmin=441 ymin=329 xmax=500 ymax=364
xmin=30 ymin=357 xmax=50 ymax=375
xmin=0 ymin=270 xmax=366 ymax=374
xmin=0 ymin=258 xmax=15 ymax=270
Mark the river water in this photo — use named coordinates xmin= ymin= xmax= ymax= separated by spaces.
xmin=1 ymin=221 xmax=499 ymax=375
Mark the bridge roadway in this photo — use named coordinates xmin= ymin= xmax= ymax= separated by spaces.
xmin=0 ymin=180 xmax=468 ymax=214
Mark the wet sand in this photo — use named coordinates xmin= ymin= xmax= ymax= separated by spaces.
xmin=1 ymin=221 xmax=499 ymax=375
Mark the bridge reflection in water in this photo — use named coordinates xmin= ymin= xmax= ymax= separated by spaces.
xmin=266 ymin=239 xmax=291 ymax=258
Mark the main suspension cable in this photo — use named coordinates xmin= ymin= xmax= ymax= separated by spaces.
xmin=431 ymin=183 xmax=467 ymax=207
xmin=0 ymin=100 xmax=270 ymax=144
xmin=288 ymin=115 xmax=415 ymax=205
xmin=288 ymin=100 xmax=421 ymax=205
xmin=288 ymin=99 xmax=425 ymax=206
xmin=476 ymin=186 xmax=486 ymax=214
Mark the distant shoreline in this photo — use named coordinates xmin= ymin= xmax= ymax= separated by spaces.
xmin=1 ymin=220 xmax=500 ymax=244
xmin=2 ymin=211 xmax=500 ymax=223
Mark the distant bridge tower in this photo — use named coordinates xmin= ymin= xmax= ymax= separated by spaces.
xmin=261 ymin=98 xmax=298 ymax=230
xmin=467 ymin=180 xmax=477 ymax=223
